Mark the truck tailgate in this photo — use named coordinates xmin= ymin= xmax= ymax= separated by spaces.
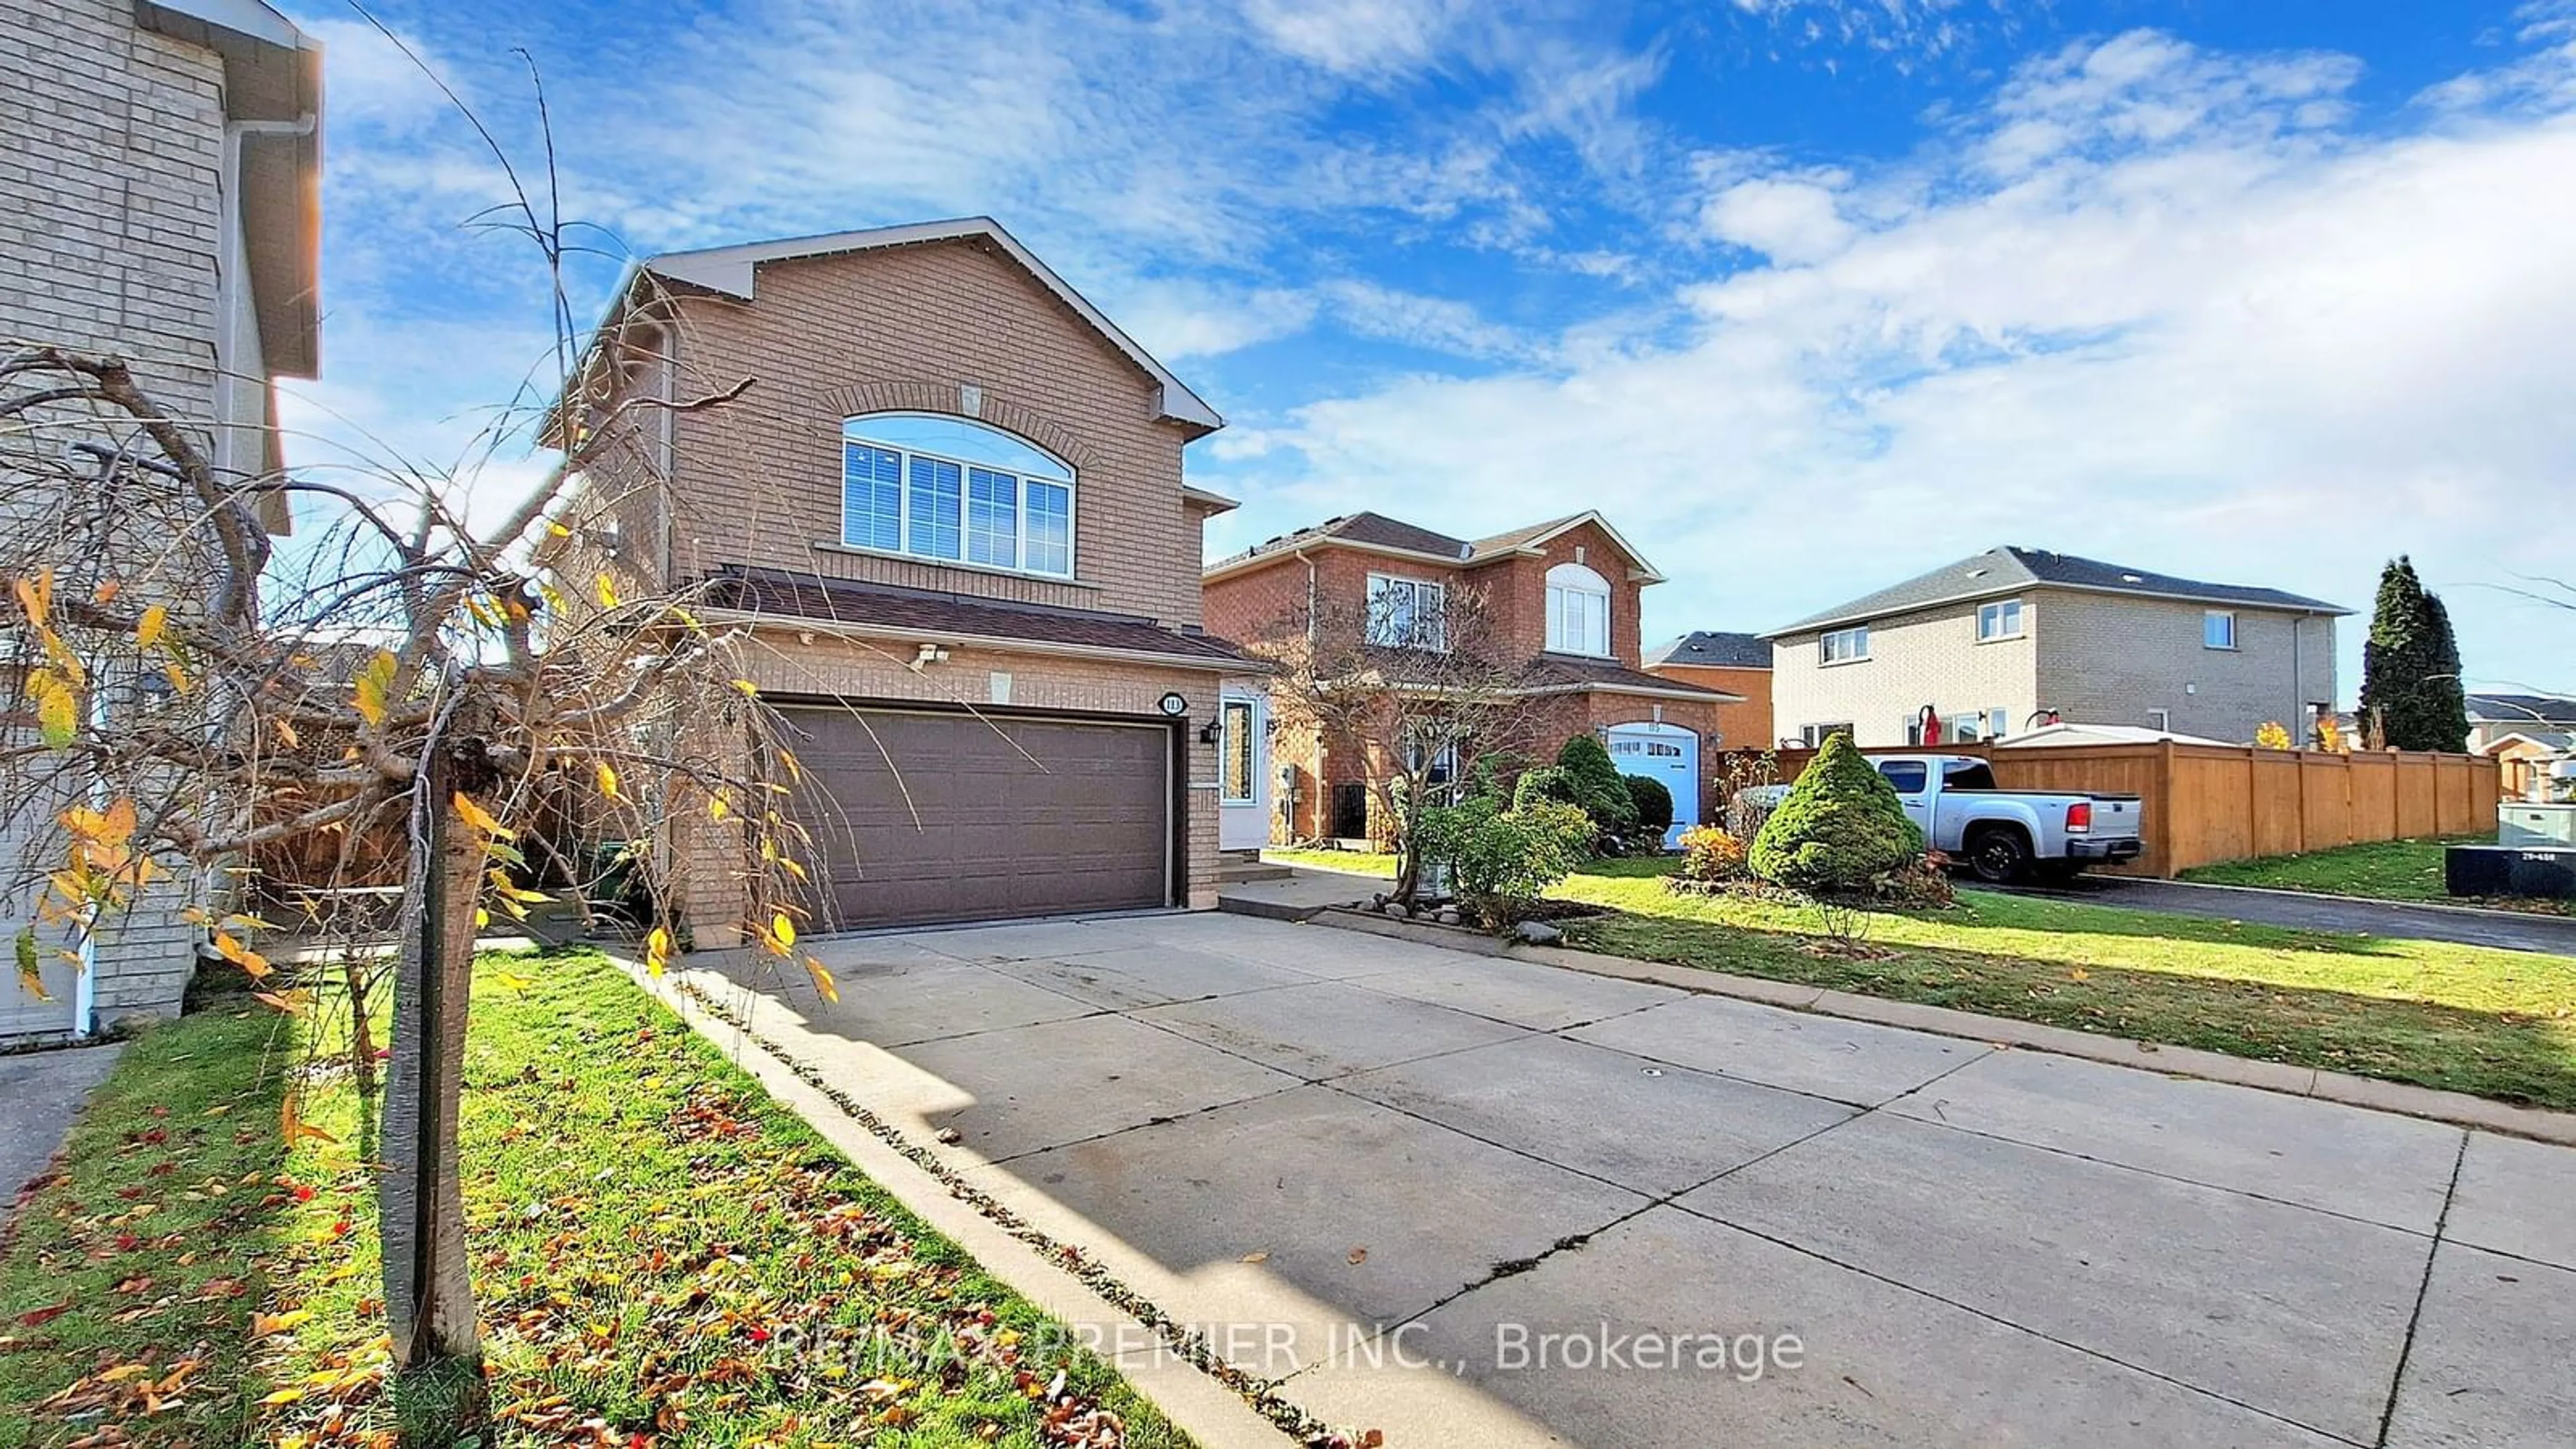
xmin=2087 ymin=795 xmax=2143 ymax=839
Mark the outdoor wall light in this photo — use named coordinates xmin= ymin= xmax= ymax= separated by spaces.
xmin=1197 ymin=719 xmax=1223 ymax=745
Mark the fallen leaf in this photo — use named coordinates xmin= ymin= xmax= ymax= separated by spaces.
xmin=1346 ymin=1246 xmax=1368 ymax=1265
xmin=1238 ymin=1250 xmax=1270 ymax=1264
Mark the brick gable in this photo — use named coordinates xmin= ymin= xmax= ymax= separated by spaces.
xmin=661 ymin=237 xmax=1207 ymax=627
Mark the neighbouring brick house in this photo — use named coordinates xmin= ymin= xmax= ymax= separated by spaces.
xmin=1 ymin=0 xmax=320 ymax=1038
xmin=1767 ymin=547 xmax=2348 ymax=750
xmin=1201 ymin=511 xmax=1737 ymax=845
xmin=547 ymin=217 xmax=1263 ymax=939
xmin=1642 ymin=631 xmax=1772 ymax=755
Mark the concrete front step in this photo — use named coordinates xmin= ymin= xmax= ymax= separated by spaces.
xmin=1216 ymin=849 xmax=1295 ymax=883
xmin=1216 ymin=862 xmax=1295 ymax=882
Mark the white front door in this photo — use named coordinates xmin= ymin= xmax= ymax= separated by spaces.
xmin=1218 ymin=689 xmax=1271 ymax=851
xmin=1605 ymin=721 xmax=1699 ymax=851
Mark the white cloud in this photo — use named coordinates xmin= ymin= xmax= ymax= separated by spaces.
xmin=1114 ymin=282 xmax=1318 ymax=360
xmin=1317 ymin=280 xmax=1545 ymax=362
xmin=1219 ymin=29 xmax=2576 ymax=698
xmin=301 ymin=17 xmax=457 ymax=134
xmin=1241 ymin=0 xmax=1460 ymax=76
xmin=1700 ymin=174 xmax=1854 ymax=262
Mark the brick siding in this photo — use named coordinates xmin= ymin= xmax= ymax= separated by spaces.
xmin=656 ymin=238 xmax=1208 ymax=627
xmin=566 ymin=233 xmax=1236 ymax=936
xmin=1640 ymin=661 xmax=1772 ymax=752
xmin=1 ymin=0 xmax=234 ymax=1033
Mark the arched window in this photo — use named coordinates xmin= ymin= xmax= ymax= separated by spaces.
xmin=1546 ymin=562 xmax=1611 ymax=655
xmin=840 ymin=413 xmax=1075 ymax=577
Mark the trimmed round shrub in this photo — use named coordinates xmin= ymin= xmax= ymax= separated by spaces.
xmin=1748 ymin=734 xmax=1925 ymax=893
xmin=1623 ymin=774 xmax=1674 ymax=835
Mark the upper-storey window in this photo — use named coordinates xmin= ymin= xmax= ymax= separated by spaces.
xmin=2203 ymin=610 xmax=2237 ymax=650
xmin=1366 ymin=574 xmax=1447 ymax=651
xmin=1976 ymin=599 xmax=2023 ymax=641
xmin=1821 ymin=626 xmax=1870 ymax=664
xmin=1546 ymin=563 xmax=1611 ymax=656
xmin=841 ymin=413 xmax=1074 ymax=578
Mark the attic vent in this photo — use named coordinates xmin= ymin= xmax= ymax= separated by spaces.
xmin=1966 ymin=568 xmax=1988 ymax=578
xmin=1457 ymin=543 xmax=1472 ymax=559
xmin=2121 ymin=573 xmax=2143 ymax=583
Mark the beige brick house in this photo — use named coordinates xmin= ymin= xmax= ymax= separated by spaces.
xmin=1767 ymin=547 xmax=2348 ymax=750
xmin=1 ymin=0 xmax=321 ymax=1038
xmin=1201 ymin=511 xmax=1737 ymax=845
xmin=549 ymin=218 xmax=1261 ymax=939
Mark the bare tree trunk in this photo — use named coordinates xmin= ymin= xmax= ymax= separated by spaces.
xmin=380 ymin=749 xmax=490 ymax=1444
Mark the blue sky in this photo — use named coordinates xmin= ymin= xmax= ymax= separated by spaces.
xmin=276 ymin=0 xmax=2576 ymax=703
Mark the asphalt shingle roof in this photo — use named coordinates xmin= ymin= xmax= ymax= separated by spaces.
xmin=1521 ymin=653 xmax=1737 ymax=697
xmin=704 ymin=566 xmax=1256 ymax=665
xmin=1644 ymin=631 xmax=1771 ymax=669
xmin=1213 ymin=511 xmax=1473 ymax=570
xmin=1768 ymin=546 xmax=2350 ymax=636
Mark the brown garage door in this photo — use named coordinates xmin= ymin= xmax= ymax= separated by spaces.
xmin=784 ymin=706 xmax=1175 ymax=930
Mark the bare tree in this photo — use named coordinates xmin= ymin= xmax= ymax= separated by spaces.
xmin=1254 ymin=578 xmax=1541 ymax=902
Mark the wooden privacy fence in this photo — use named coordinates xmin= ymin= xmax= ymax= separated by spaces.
xmin=1712 ymin=741 xmax=2501 ymax=878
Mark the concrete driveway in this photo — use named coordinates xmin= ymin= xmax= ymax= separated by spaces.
xmin=678 ymin=912 xmax=2575 ymax=1449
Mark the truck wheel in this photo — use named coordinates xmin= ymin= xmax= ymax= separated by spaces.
xmin=1965 ymin=827 xmax=2032 ymax=885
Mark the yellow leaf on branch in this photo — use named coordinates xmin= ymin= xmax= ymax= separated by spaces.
xmin=14 ymin=928 xmax=49 ymax=1002
xmin=353 ymin=649 xmax=398 ymax=727
xmin=594 ymin=760 xmax=621 ymax=800
xmin=134 ymin=603 xmax=167 ymax=649
xmin=452 ymin=792 xmax=516 ymax=840
xmin=32 ymin=671 xmax=77 ymax=747
xmin=212 ymin=930 xmax=272 ymax=980
xmin=594 ymin=573 xmax=620 ymax=609
xmin=804 ymin=955 xmax=840 ymax=1004
xmin=11 ymin=570 xmax=52 ymax=629
xmin=646 ymin=925 xmax=672 ymax=978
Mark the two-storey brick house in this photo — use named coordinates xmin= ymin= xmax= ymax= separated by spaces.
xmin=1201 ymin=511 xmax=1737 ymax=845
xmin=1766 ymin=547 xmax=2349 ymax=750
xmin=550 ymin=218 xmax=1265 ymax=938
xmin=1642 ymin=631 xmax=1774 ymax=754
xmin=1 ymin=0 xmax=321 ymax=1039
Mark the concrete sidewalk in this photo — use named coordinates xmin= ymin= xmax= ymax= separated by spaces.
xmin=676 ymin=910 xmax=2576 ymax=1448
xmin=1 ymin=1044 xmax=122 ymax=1215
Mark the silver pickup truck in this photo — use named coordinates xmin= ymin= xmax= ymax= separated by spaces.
xmin=1872 ymin=754 xmax=2144 ymax=883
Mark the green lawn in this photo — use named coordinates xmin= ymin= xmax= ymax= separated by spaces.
xmin=3 ymin=953 xmax=1189 ymax=1448
xmin=2181 ymin=835 xmax=2572 ymax=916
xmin=0 ymin=1003 xmax=292 ymax=1444
xmin=1267 ymin=849 xmax=2576 ymax=1110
